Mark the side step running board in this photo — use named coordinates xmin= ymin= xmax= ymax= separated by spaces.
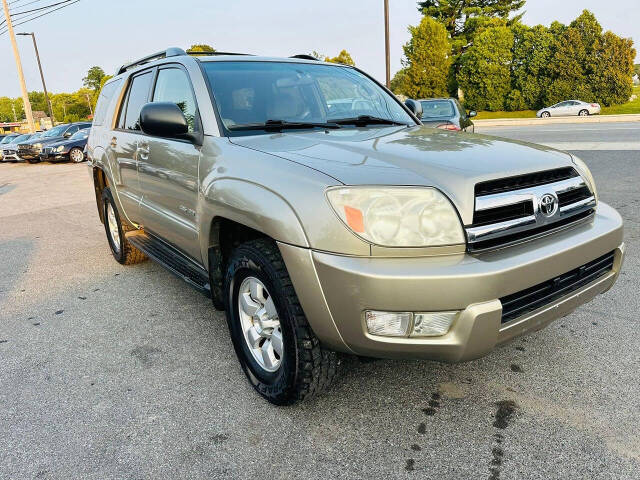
xmin=127 ymin=232 xmax=211 ymax=297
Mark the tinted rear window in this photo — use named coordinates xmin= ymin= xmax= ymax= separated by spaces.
xmin=420 ymin=100 xmax=455 ymax=119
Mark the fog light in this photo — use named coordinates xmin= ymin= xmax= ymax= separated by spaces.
xmin=365 ymin=311 xmax=411 ymax=337
xmin=411 ymin=312 xmax=457 ymax=337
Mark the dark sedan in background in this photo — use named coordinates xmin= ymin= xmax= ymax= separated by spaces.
xmin=419 ymin=98 xmax=476 ymax=132
xmin=18 ymin=122 xmax=92 ymax=163
xmin=39 ymin=128 xmax=90 ymax=163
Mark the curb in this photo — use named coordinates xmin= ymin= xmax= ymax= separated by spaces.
xmin=474 ymin=114 xmax=640 ymax=127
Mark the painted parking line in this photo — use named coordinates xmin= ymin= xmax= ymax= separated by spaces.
xmin=542 ymin=142 xmax=640 ymax=151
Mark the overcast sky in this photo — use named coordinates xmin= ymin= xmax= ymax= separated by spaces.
xmin=0 ymin=0 xmax=638 ymax=98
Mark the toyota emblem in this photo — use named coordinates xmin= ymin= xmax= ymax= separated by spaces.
xmin=539 ymin=193 xmax=558 ymax=217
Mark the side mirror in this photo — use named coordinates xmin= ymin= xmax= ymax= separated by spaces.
xmin=468 ymin=110 xmax=477 ymax=118
xmin=140 ymin=102 xmax=189 ymax=139
xmin=404 ymin=99 xmax=423 ymax=119
xmin=64 ymin=131 xmax=72 ymax=138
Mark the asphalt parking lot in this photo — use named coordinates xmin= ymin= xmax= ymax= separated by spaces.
xmin=1 ymin=123 xmax=639 ymax=479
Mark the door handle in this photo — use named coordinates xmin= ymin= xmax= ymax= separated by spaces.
xmin=136 ymin=141 xmax=149 ymax=161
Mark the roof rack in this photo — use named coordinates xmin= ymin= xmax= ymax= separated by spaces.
xmin=186 ymin=51 xmax=253 ymax=57
xmin=117 ymin=47 xmax=186 ymax=75
xmin=290 ymin=54 xmax=319 ymax=61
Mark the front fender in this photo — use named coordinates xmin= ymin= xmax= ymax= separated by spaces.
xmin=199 ymin=178 xmax=310 ymax=264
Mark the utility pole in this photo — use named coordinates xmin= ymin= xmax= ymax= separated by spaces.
xmin=11 ymin=103 xmax=17 ymax=122
xmin=2 ymin=0 xmax=36 ymax=133
xmin=18 ymin=32 xmax=55 ymax=123
xmin=84 ymin=93 xmax=93 ymax=116
xmin=384 ymin=0 xmax=391 ymax=88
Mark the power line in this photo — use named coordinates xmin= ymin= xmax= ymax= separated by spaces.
xmin=0 ymin=0 xmax=78 ymax=34
xmin=8 ymin=0 xmax=47 ymax=7
xmin=11 ymin=0 xmax=73 ymax=17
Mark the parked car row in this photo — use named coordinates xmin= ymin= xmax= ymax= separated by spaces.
xmin=0 ymin=121 xmax=91 ymax=164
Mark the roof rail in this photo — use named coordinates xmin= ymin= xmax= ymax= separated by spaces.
xmin=186 ymin=50 xmax=253 ymax=57
xmin=117 ymin=47 xmax=187 ymax=75
xmin=290 ymin=54 xmax=319 ymax=61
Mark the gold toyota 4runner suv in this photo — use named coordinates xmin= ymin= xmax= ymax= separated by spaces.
xmin=87 ymin=48 xmax=624 ymax=405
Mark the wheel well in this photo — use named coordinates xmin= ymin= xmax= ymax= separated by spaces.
xmin=207 ymin=218 xmax=268 ymax=309
xmin=93 ymin=167 xmax=108 ymax=224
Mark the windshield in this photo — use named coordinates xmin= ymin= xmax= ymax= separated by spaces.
xmin=42 ymin=125 xmax=68 ymax=138
xmin=1 ymin=135 xmax=18 ymax=144
xmin=202 ymin=61 xmax=414 ymax=134
xmin=420 ymin=100 xmax=455 ymax=119
xmin=70 ymin=129 xmax=90 ymax=140
xmin=11 ymin=134 xmax=31 ymax=143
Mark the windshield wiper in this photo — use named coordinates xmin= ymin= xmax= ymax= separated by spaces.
xmin=330 ymin=115 xmax=410 ymax=127
xmin=228 ymin=119 xmax=341 ymax=131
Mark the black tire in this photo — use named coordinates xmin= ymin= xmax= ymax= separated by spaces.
xmin=579 ymin=109 xmax=589 ymax=116
xmin=26 ymin=157 xmax=40 ymax=164
xmin=541 ymin=111 xmax=551 ymax=118
xmin=101 ymin=187 xmax=147 ymax=265
xmin=224 ymin=238 xmax=338 ymax=405
xmin=69 ymin=147 xmax=85 ymax=163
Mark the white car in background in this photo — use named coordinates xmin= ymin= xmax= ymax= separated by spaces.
xmin=537 ymin=100 xmax=601 ymax=118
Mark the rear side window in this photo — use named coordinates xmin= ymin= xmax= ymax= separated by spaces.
xmin=122 ymin=72 xmax=153 ymax=131
xmin=93 ymin=79 xmax=123 ymax=126
xmin=152 ymin=68 xmax=197 ymax=132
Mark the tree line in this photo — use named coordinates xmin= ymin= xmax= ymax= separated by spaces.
xmin=392 ymin=1 xmax=636 ymax=111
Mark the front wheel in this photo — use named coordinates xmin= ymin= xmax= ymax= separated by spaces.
xmin=26 ymin=157 xmax=40 ymax=164
xmin=69 ymin=147 xmax=85 ymax=163
xmin=579 ymin=109 xmax=589 ymax=116
xmin=541 ymin=111 xmax=551 ymax=118
xmin=224 ymin=238 xmax=338 ymax=405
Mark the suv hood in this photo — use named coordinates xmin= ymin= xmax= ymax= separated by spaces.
xmin=230 ymin=126 xmax=575 ymax=224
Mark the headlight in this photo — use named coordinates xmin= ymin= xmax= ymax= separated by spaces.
xmin=326 ymin=186 xmax=464 ymax=247
xmin=56 ymin=145 xmax=65 ymax=152
xmin=571 ymin=155 xmax=598 ymax=202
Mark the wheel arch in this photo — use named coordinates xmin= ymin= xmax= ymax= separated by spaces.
xmin=200 ymin=179 xmax=310 ymax=308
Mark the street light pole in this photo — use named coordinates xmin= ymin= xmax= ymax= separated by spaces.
xmin=2 ymin=0 xmax=36 ymax=133
xmin=18 ymin=32 xmax=55 ymax=123
xmin=384 ymin=0 xmax=391 ymax=89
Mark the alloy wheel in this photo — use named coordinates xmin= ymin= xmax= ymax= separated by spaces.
xmin=106 ymin=202 xmax=121 ymax=254
xmin=237 ymin=276 xmax=283 ymax=372
xmin=70 ymin=148 xmax=84 ymax=163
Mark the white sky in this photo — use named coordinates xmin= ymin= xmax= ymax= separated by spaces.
xmin=0 ymin=0 xmax=637 ymax=97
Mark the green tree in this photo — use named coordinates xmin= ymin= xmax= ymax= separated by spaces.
xmin=27 ymin=91 xmax=48 ymax=114
xmin=392 ymin=16 xmax=451 ymax=98
xmin=417 ymin=0 xmax=524 ymax=54
xmin=0 ymin=97 xmax=22 ymax=122
xmin=590 ymin=31 xmax=635 ymax=105
xmin=458 ymin=25 xmax=513 ymax=110
xmin=324 ymin=50 xmax=355 ymax=66
xmin=510 ymin=23 xmax=554 ymax=109
xmin=188 ymin=44 xmax=216 ymax=53
xmin=83 ymin=66 xmax=107 ymax=91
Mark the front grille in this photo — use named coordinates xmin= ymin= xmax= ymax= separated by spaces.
xmin=475 ymin=167 xmax=578 ymax=196
xmin=473 ymin=201 xmax=533 ymax=226
xmin=558 ymin=186 xmax=592 ymax=206
xmin=500 ymin=250 xmax=615 ymax=323
xmin=467 ymin=168 xmax=597 ymax=252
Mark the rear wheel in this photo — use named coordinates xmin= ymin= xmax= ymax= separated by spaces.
xmin=69 ymin=147 xmax=85 ymax=163
xmin=224 ymin=238 xmax=338 ymax=405
xmin=579 ymin=109 xmax=589 ymax=116
xmin=101 ymin=187 xmax=147 ymax=265
xmin=541 ymin=111 xmax=551 ymax=118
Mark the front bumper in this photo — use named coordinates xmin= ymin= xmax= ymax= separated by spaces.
xmin=279 ymin=202 xmax=624 ymax=361
xmin=39 ymin=152 xmax=68 ymax=162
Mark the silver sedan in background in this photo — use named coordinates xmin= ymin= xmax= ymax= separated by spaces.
xmin=537 ymin=100 xmax=601 ymax=118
